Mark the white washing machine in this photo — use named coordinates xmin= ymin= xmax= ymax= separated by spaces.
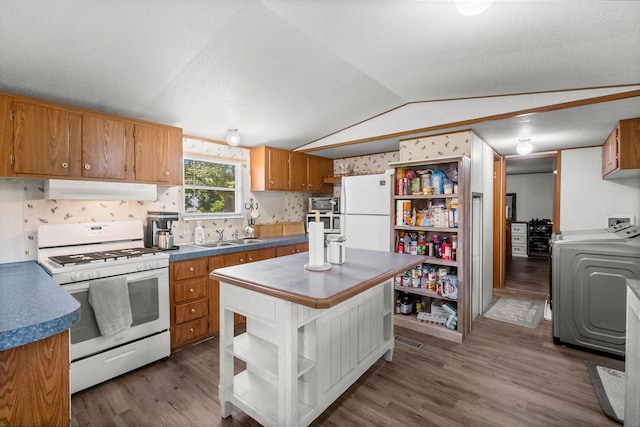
xmin=551 ymin=222 xmax=634 ymax=243
xmin=552 ymin=231 xmax=640 ymax=357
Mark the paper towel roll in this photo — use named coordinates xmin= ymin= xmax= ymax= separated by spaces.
xmin=308 ymin=222 xmax=325 ymax=267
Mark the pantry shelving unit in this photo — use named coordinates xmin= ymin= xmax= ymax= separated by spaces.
xmin=389 ymin=156 xmax=471 ymax=343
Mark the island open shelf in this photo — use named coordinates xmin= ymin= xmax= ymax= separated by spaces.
xmin=211 ymin=248 xmax=423 ymax=427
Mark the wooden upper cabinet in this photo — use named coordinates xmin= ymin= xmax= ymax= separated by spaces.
xmin=0 ymin=92 xmax=183 ymax=185
xmin=290 ymin=151 xmax=307 ymax=191
xmin=133 ymin=123 xmax=170 ymax=183
xmin=306 ymin=154 xmax=333 ymax=193
xmin=132 ymin=122 xmax=183 ymax=185
xmin=267 ymin=146 xmax=290 ymax=190
xmin=251 ymin=145 xmax=334 ymax=192
xmin=0 ymin=94 xmax=13 ymax=176
xmin=13 ymin=100 xmax=71 ymax=177
xmin=602 ymin=117 xmax=640 ymax=179
xmin=81 ymin=114 xmax=127 ymax=180
xmin=251 ymin=145 xmax=289 ymax=191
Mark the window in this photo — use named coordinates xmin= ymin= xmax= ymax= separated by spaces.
xmin=183 ymin=156 xmax=242 ymax=217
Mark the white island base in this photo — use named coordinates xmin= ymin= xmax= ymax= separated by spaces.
xmin=218 ymin=278 xmax=394 ymax=427
xmin=219 ymin=280 xmax=394 ymax=426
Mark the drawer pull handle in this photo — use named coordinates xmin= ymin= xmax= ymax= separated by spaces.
xmin=240 ymin=258 xmax=244 ymax=263
xmin=189 ymin=328 xmax=194 ymax=332
xmin=84 ymin=164 xmax=91 ymax=170
xmin=189 ymin=288 xmax=194 ymax=293
xmin=189 ymin=266 xmax=194 ymax=272
xmin=104 ymin=350 xmax=135 ymax=364
xmin=191 ymin=308 xmax=196 ymax=313
xmin=165 ymin=171 xmax=170 ymax=176
xmin=61 ymin=162 xmax=68 ymax=169
xmin=248 ymin=257 xmax=253 ymax=262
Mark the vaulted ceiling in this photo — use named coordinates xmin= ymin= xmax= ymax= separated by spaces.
xmin=1 ymin=1 xmax=638 ymax=158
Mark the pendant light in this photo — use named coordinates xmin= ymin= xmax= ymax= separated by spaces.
xmin=226 ymin=129 xmax=241 ymax=146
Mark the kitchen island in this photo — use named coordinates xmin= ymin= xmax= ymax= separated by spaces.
xmin=210 ymin=248 xmax=423 ymax=427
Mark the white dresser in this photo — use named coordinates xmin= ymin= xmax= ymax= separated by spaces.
xmin=511 ymin=222 xmax=529 ymax=257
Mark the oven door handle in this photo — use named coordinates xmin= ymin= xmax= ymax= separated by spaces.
xmin=62 ymin=268 xmax=168 ymax=293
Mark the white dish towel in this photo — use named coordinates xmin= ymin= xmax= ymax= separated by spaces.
xmin=88 ymin=277 xmax=133 ymax=337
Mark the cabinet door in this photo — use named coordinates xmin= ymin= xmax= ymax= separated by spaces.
xmin=267 ymin=147 xmax=290 ymax=190
xmin=0 ymin=95 xmax=13 ymax=176
xmin=81 ymin=114 xmax=127 ymax=179
xmin=276 ymin=243 xmax=309 ymax=257
xmin=289 ymin=151 xmax=307 ymax=191
xmin=602 ymin=128 xmax=618 ymax=176
xmin=245 ymin=247 xmax=277 ymax=263
xmin=307 ymin=154 xmax=333 ymax=193
xmin=133 ymin=123 xmax=172 ymax=183
xmin=13 ymin=100 xmax=71 ymax=176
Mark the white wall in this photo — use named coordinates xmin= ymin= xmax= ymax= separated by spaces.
xmin=506 ymin=173 xmax=554 ymax=222
xmin=561 ymin=147 xmax=640 ymax=230
xmin=470 ymin=133 xmax=495 ymax=314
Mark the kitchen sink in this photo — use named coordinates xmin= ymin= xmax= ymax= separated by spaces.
xmin=187 ymin=239 xmax=266 ymax=249
xmin=229 ymin=238 xmax=266 ymax=245
xmin=192 ymin=241 xmax=238 ymax=248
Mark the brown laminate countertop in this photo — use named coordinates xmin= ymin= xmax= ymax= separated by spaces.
xmin=210 ymin=248 xmax=424 ymax=309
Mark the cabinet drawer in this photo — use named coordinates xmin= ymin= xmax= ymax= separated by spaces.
xmin=512 ymin=234 xmax=527 ymax=244
xmin=173 ymin=317 xmax=208 ymax=346
xmin=174 ymin=278 xmax=207 ymax=303
xmin=512 ymin=244 xmax=528 ymax=255
xmin=511 ymin=224 xmax=527 ymax=234
xmin=173 ymin=258 xmax=208 ymax=281
xmin=175 ymin=298 xmax=209 ymax=324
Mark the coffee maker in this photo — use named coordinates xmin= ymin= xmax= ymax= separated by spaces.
xmin=145 ymin=211 xmax=179 ymax=249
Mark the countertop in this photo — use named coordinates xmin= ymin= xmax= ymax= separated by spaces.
xmin=165 ymin=234 xmax=309 ymax=262
xmin=211 ymin=248 xmax=424 ymax=309
xmin=0 ymin=261 xmax=80 ymax=351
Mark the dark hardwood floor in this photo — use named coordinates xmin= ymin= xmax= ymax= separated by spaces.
xmin=71 ymin=256 xmax=622 ymax=426
xmin=502 ymin=254 xmax=551 ymax=298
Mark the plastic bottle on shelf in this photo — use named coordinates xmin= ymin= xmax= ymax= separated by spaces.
xmin=194 ymin=221 xmax=205 ymax=244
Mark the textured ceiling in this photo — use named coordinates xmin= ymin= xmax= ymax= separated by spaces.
xmin=0 ymin=0 xmax=638 ymax=158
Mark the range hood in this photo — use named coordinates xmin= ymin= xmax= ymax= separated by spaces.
xmin=45 ymin=179 xmax=157 ymax=201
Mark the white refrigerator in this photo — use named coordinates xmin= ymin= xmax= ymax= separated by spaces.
xmin=340 ymin=171 xmax=393 ymax=251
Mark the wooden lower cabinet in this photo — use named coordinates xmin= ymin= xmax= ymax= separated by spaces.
xmin=0 ymin=330 xmax=70 ymax=427
xmin=170 ymin=258 xmax=210 ymax=351
xmin=275 ymin=242 xmax=309 ymax=257
xmin=171 ymin=246 xmax=280 ymax=351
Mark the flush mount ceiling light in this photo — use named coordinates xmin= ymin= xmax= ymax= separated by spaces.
xmin=455 ymin=0 xmax=494 ymax=16
xmin=226 ymin=128 xmax=241 ymax=146
xmin=516 ymin=139 xmax=533 ymax=155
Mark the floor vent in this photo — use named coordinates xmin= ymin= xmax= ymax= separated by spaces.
xmin=394 ymin=335 xmax=424 ymax=349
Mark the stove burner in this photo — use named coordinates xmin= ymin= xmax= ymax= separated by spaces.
xmin=49 ymin=247 xmax=161 ymax=267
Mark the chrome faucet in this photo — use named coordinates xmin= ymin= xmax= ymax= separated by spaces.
xmin=233 ymin=230 xmax=239 ymax=240
xmin=216 ymin=229 xmax=224 ymax=241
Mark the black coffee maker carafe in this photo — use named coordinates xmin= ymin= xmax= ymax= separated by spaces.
xmin=145 ymin=211 xmax=179 ymax=249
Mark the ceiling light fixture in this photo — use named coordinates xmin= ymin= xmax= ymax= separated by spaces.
xmin=516 ymin=139 xmax=533 ymax=156
xmin=226 ymin=128 xmax=241 ymax=146
xmin=455 ymin=0 xmax=494 ymax=16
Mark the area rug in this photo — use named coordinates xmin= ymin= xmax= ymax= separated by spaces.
xmin=586 ymin=360 xmax=625 ymax=424
xmin=483 ymin=297 xmax=544 ymax=329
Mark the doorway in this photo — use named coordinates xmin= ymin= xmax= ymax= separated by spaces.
xmin=493 ymin=152 xmax=560 ymax=300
